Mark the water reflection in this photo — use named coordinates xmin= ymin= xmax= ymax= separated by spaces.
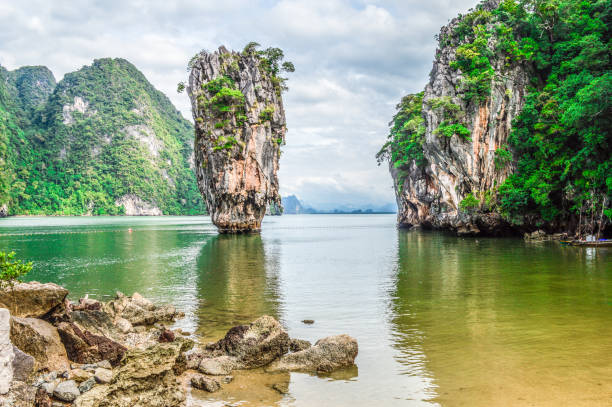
xmin=390 ymin=229 xmax=612 ymax=406
xmin=193 ymin=233 xmax=284 ymax=341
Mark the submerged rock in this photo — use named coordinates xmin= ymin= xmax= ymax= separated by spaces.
xmin=190 ymin=374 xmax=220 ymax=392
xmin=187 ymin=46 xmax=288 ymax=233
xmin=0 ymin=282 xmax=68 ymax=318
xmin=266 ymin=334 xmax=358 ymax=373
xmin=205 ymin=315 xmax=290 ymax=369
xmin=9 ymin=316 xmax=69 ymax=372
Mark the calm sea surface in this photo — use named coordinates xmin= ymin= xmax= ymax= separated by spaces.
xmin=0 ymin=215 xmax=611 ymax=406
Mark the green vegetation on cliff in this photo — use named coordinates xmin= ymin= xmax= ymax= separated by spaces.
xmin=376 ymin=92 xmax=426 ymax=168
xmin=494 ymin=0 xmax=611 ymax=225
xmin=0 ymin=59 xmax=204 ymax=215
xmin=381 ymin=0 xmax=611 ymax=229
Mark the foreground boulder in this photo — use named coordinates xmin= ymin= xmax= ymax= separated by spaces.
xmin=266 ymin=335 xmax=358 ymax=373
xmin=57 ymin=322 xmax=127 ymax=367
xmin=205 ymin=315 xmax=290 ymax=369
xmin=0 ymin=309 xmax=13 ymax=394
xmin=10 ymin=316 xmax=69 ymax=372
xmin=0 ymin=282 xmax=68 ymax=318
xmin=73 ymin=339 xmax=193 ymax=407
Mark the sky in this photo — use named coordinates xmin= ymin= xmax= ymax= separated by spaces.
xmin=0 ymin=0 xmax=478 ymax=209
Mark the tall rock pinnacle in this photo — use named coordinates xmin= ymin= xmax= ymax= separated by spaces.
xmin=187 ymin=45 xmax=291 ymax=233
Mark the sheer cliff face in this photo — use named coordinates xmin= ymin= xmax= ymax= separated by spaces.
xmin=188 ymin=47 xmax=286 ymax=233
xmin=393 ymin=1 xmax=528 ymax=235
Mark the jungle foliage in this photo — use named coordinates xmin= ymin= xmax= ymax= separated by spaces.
xmin=0 ymin=58 xmax=205 ymax=216
xmin=381 ymin=0 xmax=611 ymax=227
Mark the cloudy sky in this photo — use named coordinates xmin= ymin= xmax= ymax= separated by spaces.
xmin=0 ymin=0 xmax=477 ymax=209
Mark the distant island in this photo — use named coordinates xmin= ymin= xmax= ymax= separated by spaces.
xmin=281 ymin=195 xmax=395 ymax=215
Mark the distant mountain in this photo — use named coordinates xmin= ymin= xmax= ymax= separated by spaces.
xmin=0 ymin=58 xmax=204 ymax=216
xmin=281 ymin=195 xmax=395 ymax=214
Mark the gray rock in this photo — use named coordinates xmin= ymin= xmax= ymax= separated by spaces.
xmin=42 ymin=380 xmax=57 ymax=395
xmin=198 ymin=356 xmax=237 ymax=376
xmin=0 ymin=204 xmax=7 ymax=218
xmin=190 ymin=375 xmax=220 ymax=393
xmin=0 ymin=308 xmax=14 ymax=394
xmin=53 ymin=379 xmax=80 ymax=402
xmin=267 ymin=334 xmax=358 ymax=373
xmin=222 ymin=375 xmax=233 ymax=384
xmin=78 ymin=377 xmax=96 ymax=393
xmin=187 ymin=46 xmax=288 ymax=233
xmin=93 ymin=368 xmax=112 ymax=384
xmin=11 ymin=346 xmax=35 ymax=382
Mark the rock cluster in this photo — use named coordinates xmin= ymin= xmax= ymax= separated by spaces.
xmin=0 ymin=283 xmax=357 ymax=406
xmin=0 ymin=284 xmax=186 ymax=407
xmin=187 ymin=46 xmax=286 ymax=233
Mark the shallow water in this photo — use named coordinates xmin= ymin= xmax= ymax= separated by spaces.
xmin=1 ymin=215 xmax=611 ymax=406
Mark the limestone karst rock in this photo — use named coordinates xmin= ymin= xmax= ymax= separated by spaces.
xmin=188 ymin=46 xmax=288 ymax=233
xmin=386 ymin=0 xmax=528 ymax=235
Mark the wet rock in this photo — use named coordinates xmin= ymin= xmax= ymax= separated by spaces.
xmin=187 ymin=46 xmax=287 ymax=233
xmin=158 ymin=328 xmax=175 ymax=343
xmin=206 ymin=315 xmax=290 ymax=369
xmin=57 ymin=322 xmax=126 ymax=367
xmin=198 ymin=356 xmax=237 ymax=376
xmin=78 ymin=377 xmax=96 ymax=394
xmin=0 ymin=309 xmax=13 ymax=394
xmin=289 ymin=339 xmax=311 ymax=353
xmin=301 ymin=319 xmax=314 ymax=325
xmin=93 ymin=368 xmax=112 ymax=384
xmin=267 ymin=334 xmax=358 ymax=373
xmin=0 ymin=282 xmax=68 ymax=318
xmin=271 ymin=382 xmax=289 ymax=395
xmin=53 ymin=380 xmax=80 ymax=402
xmin=12 ymin=346 xmax=35 ymax=382
xmin=10 ymin=316 xmax=69 ymax=372
xmin=190 ymin=374 xmax=220 ymax=392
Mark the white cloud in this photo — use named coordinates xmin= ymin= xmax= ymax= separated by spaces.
xmin=0 ymin=0 xmax=477 ymax=208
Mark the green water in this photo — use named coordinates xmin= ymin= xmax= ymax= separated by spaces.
xmin=0 ymin=215 xmax=611 ymax=406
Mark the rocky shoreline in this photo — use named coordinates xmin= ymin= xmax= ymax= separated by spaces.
xmin=0 ymin=283 xmax=357 ymax=406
